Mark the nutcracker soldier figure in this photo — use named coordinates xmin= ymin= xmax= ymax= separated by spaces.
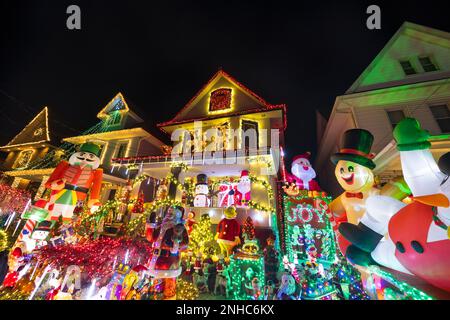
xmin=45 ymin=142 xmax=103 ymax=223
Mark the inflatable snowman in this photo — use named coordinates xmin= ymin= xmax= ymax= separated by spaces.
xmin=340 ymin=118 xmax=450 ymax=292
xmin=329 ymin=129 xmax=380 ymax=256
xmin=193 ymin=174 xmax=210 ymax=207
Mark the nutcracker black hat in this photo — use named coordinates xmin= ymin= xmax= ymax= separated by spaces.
xmin=196 ymin=174 xmax=208 ymax=185
xmin=331 ymin=129 xmax=376 ymax=170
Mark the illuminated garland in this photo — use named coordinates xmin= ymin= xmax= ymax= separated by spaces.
xmin=0 ymin=230 xmax=8 ymax=251
xmin=247 ymin=200 xmax=275 ymax=214
xmin=170 ymin=162 xmax=189 ymax=171
xmin=367 ymin=266 xmax=434 ymax=300
xmin=125 ymin=198 xmax=183 ymax=235
xmin=133 ymin=174 xmax=150 ymax=187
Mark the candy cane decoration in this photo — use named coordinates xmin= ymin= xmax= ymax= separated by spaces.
xmin=16 ymin=219 xmax=37 ymax=243
xmin=316 ymin=199 xmax=338 ymax=231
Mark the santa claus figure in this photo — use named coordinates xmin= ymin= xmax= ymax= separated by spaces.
xmin=235 ymin=170 xmax=251 ymax=206
xmin=186 ymin=211 xmax=196 ymax=234
xmin=45 ymin=142 xmax=103 ymax=223
xmin=286 ymin=152 xmax=320 ymax=191
xmin=146 ymin=205 xmax=189 ymax=299
xmin=193 ymin=174 xmax=210 ymax=207
xmin=215 ymin=206 xmax=241 ymax=258
xmin=340 ymin=118 xmax=450 ymax=292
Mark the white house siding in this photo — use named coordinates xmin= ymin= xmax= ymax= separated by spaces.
xmin=406 ymin=104 xmax=443 ymax=135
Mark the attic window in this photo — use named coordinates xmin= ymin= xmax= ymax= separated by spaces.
xmin=419 ymin=56 xmax=438 ymax=72
xmin=430 ymin=104 xmax=450 ymax=133
xmin=399 ymin=60 xmax=417 ymax=76
xmin=209 ymin=88 xmax=232 ymax=112
xmin=387 ymin=110 xmax=405 ymax=128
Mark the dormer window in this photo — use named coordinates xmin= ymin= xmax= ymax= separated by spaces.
xmin=399 ymin=60 xmax=417 ymax=76
xmin=13 ymin=149 xmax=35 ymax=168
xmin=419 ymin=56 xmax=438 ymax=72
xmin=209 ymin=88 xmax=232 ymax=112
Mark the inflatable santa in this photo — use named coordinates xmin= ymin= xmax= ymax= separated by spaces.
xmin=193 ymin=174 xmax=210 ymax=207
xmin=286 ymin=152 xmax=320 ymax=191
xmin=45 ymin=142 xmax=103 ymax=223
xmin=340 ymin=118 xmax=450 ymax=292
xmin=235 ymin=170 xmax=251 ymax=206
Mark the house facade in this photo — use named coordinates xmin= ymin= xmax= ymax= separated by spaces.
xmin=316 ymin=22 xmax=450 ymax=196
xmin=111 ymin=70 xmax=287 ymax=236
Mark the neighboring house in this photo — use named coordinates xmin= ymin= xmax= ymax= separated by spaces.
xmin=316 ymin=22 xmax=450 ymax=196
xmin=0 ymin=107 xmax=70 ymax=195
xmin=2 ymin=93 xmax=165 ymax=202
xmin=112 ymin=69 xmax=287 ymax=233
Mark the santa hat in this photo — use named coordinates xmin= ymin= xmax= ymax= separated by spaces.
xmin=240 ymin=170 xmax=249 ymax=178
xmin=292 ymin=152 xmax=311 ymax=165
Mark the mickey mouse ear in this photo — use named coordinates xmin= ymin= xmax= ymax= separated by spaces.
xmin=438 ymin=152 xmax=450 ymax=175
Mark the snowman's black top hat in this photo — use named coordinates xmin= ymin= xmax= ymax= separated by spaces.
xmin=331 ymin=129 xmax=376 ymax=170
xmin=196 ymin=174 xmax=208 ymax=185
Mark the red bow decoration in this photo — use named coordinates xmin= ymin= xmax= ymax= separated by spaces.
xmin=345 ymin=192 xmax=363 ymax=199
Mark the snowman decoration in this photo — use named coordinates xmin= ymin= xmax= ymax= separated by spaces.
xmin=340 ymin=118 xmax=450 ymax=292
xmin=235 ymin=170 xmax=251 ymax=206
xmin=286 ymin=152 xmax=320 ymax=191
xmin=193 ymin=174 xmax=210 ymax=207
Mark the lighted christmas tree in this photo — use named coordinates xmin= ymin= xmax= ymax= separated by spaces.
xmin=242 ymin=216 xmax=255 ymax=241
xmin=188 ymin=214 xmax=219 ymax=258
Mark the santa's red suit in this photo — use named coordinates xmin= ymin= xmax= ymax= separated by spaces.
xmin=389 ymin=201 xmax=450 ymax=292
xmin=286 ymin=173 xmax=320 ymax=191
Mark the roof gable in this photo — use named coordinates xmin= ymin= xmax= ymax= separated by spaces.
xmin=97 ymin=92 xmax=130 ymax=119
xmin=158 ymin=70 xmax=277 ymax=128
xmin=347 ymin=22 xmax=450 ymax=94
xmin=2 ymin=107 xmax=50 ymax=148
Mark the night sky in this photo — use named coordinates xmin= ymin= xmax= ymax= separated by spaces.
xmin=1 ymin=0 xmax=449 ymax=163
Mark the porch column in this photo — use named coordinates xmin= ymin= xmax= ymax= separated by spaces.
xmin=168 ymin=166 xmax=182 ymax=199
xmin=34 ymin=176 xmax=49 ymax=200
xmin=11 ymin=177 xmax=22 ymax=189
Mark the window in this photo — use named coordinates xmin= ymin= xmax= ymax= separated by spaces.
xmin=387 ymin=110 xmax=405 ymax=128
xmin=241 ymin=120 xmax=259 ymax=151
xmin=419 ymin=56 xmax=438 ymax=72
xmin=115 ymin=142 xmax=128 ymax=158
xmin=430 ymin=105 xmax=450 ymax=133
xmin=209 ymin=88 xmax=232 ymax=112
xmin=13 ymin=149 xmax=34 ymax=168
xmin=399 ymin=60 xmax=417 ymax=75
